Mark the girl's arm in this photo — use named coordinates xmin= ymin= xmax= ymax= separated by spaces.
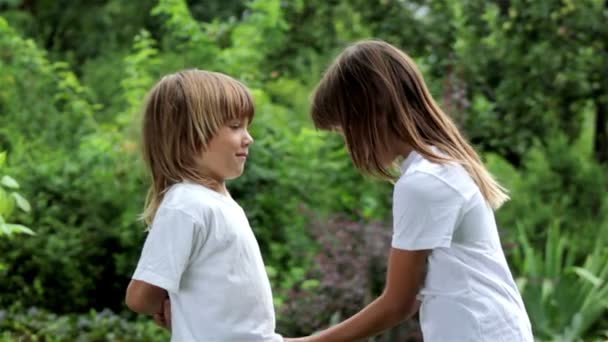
xmin=125 ymin=279 xmax=168 ymax=315
xmin=289 ymin=248 xmax=428 ymax=342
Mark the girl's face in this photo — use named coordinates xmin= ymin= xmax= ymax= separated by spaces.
xmin=198 ymin=118 xmax=253 ymax=183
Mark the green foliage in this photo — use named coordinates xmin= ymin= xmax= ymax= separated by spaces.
xmin=486 ymin=120 xmax=608 ymax=339
xmin=433 ymin=0 xmax=607 ymax=164
xmin=0 ymin=0 xmax=384 ymax=315
xmin=1 ymin=0 xmax=607 ymax=339
xmin=0 ymin=151 xmax=31 ymax=226
xmin=490 ymin=128 xmax=608 ymax=251
xmin=0 ymin=135 xmax=146 ymax=312
xmin=0 ymin=305 xmax=168 ymax=342
xmin=0 ymin=17 xmax=97 ymax=148
xmin=218 ymin=0 xmax=288 ymax=80
xmin=0 ymin=0 xmax=157 ymax=67
xmin=264 ymin=0 xmax=377 ymax=79
xmin=117 ymin=29 xmax=161 ymax=130
xmin=0 ymin=16 xmax=146 ymax=312
xmin=512 ymin=222 xmax=608 ymax=341
xmin=0 ymin=151 xmax=33 ymax=275
xmin=276 ymin=216 xmax=422 ymax=339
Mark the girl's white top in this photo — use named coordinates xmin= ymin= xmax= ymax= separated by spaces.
xmin=394 ymin=149 xmax=533 ymax=341
xmin=132 ymin=181 xmax=282 ymax=342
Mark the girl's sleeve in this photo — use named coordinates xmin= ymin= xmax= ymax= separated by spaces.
xmin=392 ymin=171 xmax=465 ymax=250
xmin=132 ymin=207 xmax=205 ymax=294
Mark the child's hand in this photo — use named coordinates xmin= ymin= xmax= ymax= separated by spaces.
xmin=153 ymin=297 xmax=171 ymax=331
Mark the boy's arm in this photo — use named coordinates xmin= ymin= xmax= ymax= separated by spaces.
xmin=288 ymin=248 xmax=428 ymax=342
xmin=125 ymin=279 xmax=168 ymax=315
xmin=125 ymin=208 xmax=197 ymax=318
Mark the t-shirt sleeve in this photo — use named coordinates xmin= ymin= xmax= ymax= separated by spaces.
xmin=132 ymin=207 xmax=201 ymax=294
xmin=392 ymin=171 xmax=464 ymax=250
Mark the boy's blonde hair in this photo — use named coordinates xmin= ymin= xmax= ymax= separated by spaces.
xmin=311 ymin=40 xmax=509 ymax=209
xmin=141 ymin=69 xmax=254 ymax=224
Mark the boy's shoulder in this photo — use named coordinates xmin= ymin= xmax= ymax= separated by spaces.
xmin=159 ymin=182 xmax=240 ymax=222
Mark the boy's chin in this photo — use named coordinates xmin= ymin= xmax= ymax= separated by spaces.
xmin=225 ymin=170 xmax=245 ymax=181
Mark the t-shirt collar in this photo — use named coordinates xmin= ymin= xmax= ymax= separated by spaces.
xmin=400 ymin=150 xmax=418 ymax=174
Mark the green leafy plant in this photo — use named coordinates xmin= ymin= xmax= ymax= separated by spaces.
xmin=1 ymin=1 xmax=607 ymax=340
xmin=0 ymin=305 xmax=168 ymax=342
xmin=513 ymin=221 xmax=608 ymax=341
xmin=0 ymin=151 xmax=32 ymax=238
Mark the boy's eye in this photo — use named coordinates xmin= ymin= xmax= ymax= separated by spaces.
xmin=228 ymin=118 xmax=248 ymax=129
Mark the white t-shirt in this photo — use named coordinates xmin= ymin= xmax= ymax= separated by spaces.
xmin=132 ymin=181 xmax=282 ymax=342
xmin=393 ymin=149 xmax=533 ymax=342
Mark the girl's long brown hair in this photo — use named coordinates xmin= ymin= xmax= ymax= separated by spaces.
xmin=141 ymin=69 xmax=254 ymax=225
xmin=311 ymin=40 xmax=509 ymax=209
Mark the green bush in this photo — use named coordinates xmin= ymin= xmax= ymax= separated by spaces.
xmin=0 ymin=151 xmax=33 ymax=239
xmin=0 ymin=151 xmax=34 ymax=277
xmin=277 ymin=215 xmax=421 ymax=340
xmin=487 ymin=125 xmax=608 ymax=339
xmin=488 ymin=130 xmax=608 ymax=252
xmin=511 ymin=221 xmax=608 ymax=341
xmin=0 ymin=21 xmax=148 ymax=310
xmin=0 ymin=305 xmax=168 ymax=342
xmin=1 ymin=1 xmax=607 ymax=340
xmin=0 ymin=133 xmax=146 ymax=312
xmin=0 ymin=2 xmax=388 ymax=315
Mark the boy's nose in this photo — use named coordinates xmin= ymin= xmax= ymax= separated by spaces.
xmin=244 ymin=131 xmax=254 ymax=145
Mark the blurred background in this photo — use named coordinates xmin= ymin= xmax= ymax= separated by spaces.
xmin=0 ymin=0 xmax=607 ymax=341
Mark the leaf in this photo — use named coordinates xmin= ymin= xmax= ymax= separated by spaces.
xmin=7 ymin=224 xmax=35 ymax=235
xmin=0 ymin=223 xmax=35 ymax=236
xmin=265 ymin=265 xmax=277 ymax=278
xmin=0 ymin=151 xmax=5 ymax=167
xmin=541 ymin=278 xmax=555 ymax=304
xmin=516 ymin=277 xmax=528 ymax=293
xmin=301 ymin=279 xmax=320 ymax=290
xmin=1 ymin=175 xmax=19 ymax=189
xmin=11 ymin=192 xmax=31 ymax=213
xmin=572 ymin=267 xmax=603 ymax=288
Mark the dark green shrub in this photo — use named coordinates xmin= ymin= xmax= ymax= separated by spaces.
xmin=0 ymin=305 xmax=168 ymax=342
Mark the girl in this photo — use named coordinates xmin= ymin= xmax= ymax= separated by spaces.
xmin=286 ymin=40 xmax=533 ymax=341
xmin=125 ymin=69 xmax=282 ymax=341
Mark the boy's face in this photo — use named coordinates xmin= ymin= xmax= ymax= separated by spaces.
xmin=198 ymin=118 xmax=253 ymax=182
